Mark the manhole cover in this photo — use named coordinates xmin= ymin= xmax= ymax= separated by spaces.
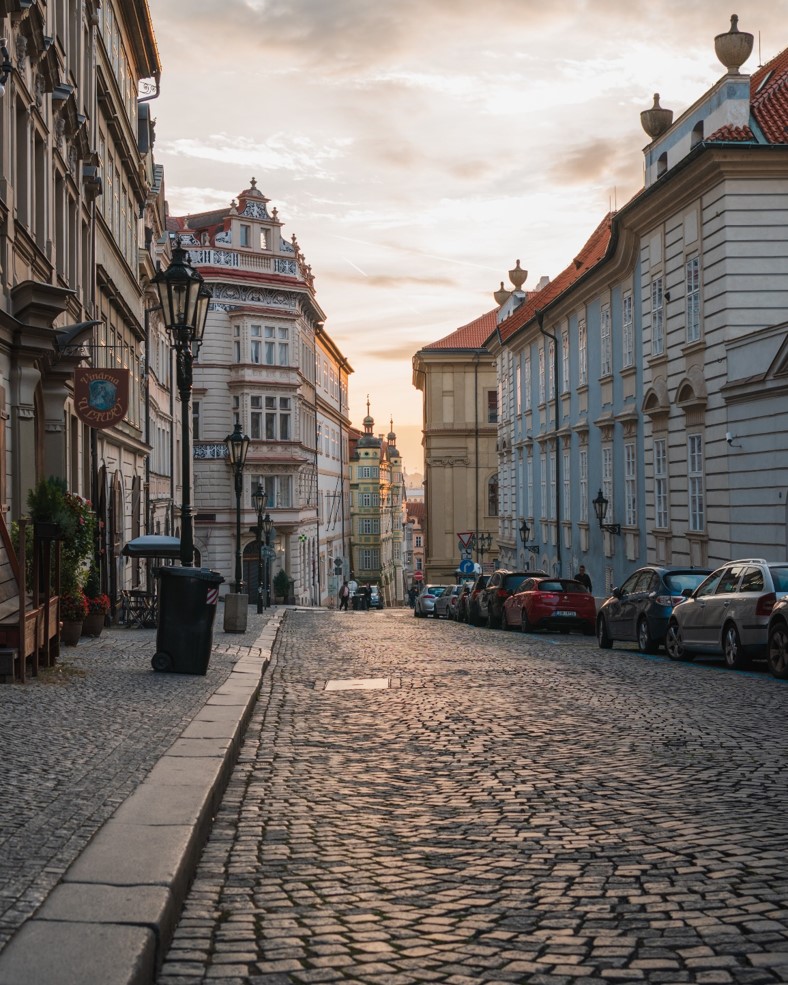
xmin=323 ymin=678 xmax=390 ymax=691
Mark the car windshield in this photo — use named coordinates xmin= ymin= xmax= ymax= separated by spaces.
xmin=770 ymin=566 xmax=788 ymax=592
xmin=426 ymin=586 xmax=447 ymax=597
xmin=503 ymin=574 xmax=527 ymax=591
xmin=664 ymin=571 xmax=709 ymax=594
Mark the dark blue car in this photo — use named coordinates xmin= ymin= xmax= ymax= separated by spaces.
xmin=596 ymin=565 xmax=711 ymax=653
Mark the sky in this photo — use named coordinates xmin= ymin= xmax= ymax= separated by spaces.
xmin=145 ymin=0 xmax=787 ymax=472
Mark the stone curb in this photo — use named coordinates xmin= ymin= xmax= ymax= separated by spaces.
xmin=0 ymin=612 xmax=285 ymax=985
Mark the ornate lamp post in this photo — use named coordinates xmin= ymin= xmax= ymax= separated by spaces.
xmin=593 ymin=489 xmax=621 ymax=535
xmin=152 ymin=238 xmax=211 ymax=567
xmin=473 ymin=532 xmax=493 ymax=569
xmin=519 ymin=519 xmax=541 ymax=561
xmin=252 ymin=480 xmax=270 ymax=613
xmin=225 ymin=423 xmax=250 ymax=592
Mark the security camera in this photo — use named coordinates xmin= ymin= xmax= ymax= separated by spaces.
xmin=726 ymin=432 xmax=733 ymax=444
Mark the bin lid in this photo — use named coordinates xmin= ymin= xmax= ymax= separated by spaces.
xmin=121 ymin=536 xmax=185 ymax=560
xmin=155 ymin=565 xmax=224 ymax=584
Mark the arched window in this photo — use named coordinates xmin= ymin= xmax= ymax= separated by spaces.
xmin=487 ymin=475 xmax=499 ymax=517
xmin=691 ymin=121 xmax=704 ymax=148
xmin=657 ymin=151 xmax=668 ymax=177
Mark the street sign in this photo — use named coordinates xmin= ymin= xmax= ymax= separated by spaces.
xmin=459 ymin=558 xmax=475 ymax=575
xmin=413 ymin=571 xmax=424 ymax=581
xmin=457 ymin=531 xmax=474 ymax=550
xmin=260 ymin=546 xmax=277 ymax=560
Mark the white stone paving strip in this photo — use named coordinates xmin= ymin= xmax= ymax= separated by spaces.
xmin=324 ymin=677 xmax=390 ymax=691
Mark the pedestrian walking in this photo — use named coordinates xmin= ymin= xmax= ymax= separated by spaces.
xmin=338 ymin=580 xmax=350 ymax=611
xmin=575 ymin=564 xmax=592 ymax=593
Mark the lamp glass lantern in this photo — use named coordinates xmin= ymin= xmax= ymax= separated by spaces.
xmin=225 ymin=423 xmax=251 ymax=593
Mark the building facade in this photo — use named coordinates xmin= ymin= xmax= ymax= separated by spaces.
xmin=412 ymin=311 xmax=499 ymax=583
xmin=487 ymin=22 xmax=788 ymax=593
xmin=0 ymin=0 xmax=173 ymax=604
xmin=168 ymin=180 xmax=352 ymax=606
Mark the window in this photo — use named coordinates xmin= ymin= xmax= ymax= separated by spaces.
xmin=527 ymin=454 xmax=533 ymax=517
xmin=232 ymin=395 xmax=240 ymax=425
xmin=548 ymin=453 xmax=556 ymax=520
xmin=600 ymin=303 xmax=612 ymax=376
xmin=561 ymin=332 xmax=569 ymax=393
xmin=548 ymin=340 xmax=555 ymax=399
xmin=233 ymin=325 xmax=241 ymax=363
xmin=579 ymin=448 xmax=588 ymax=524
xmin=651 ymin=278 xmax=664 ymax=356
xmin=654 ymin=438 xmax=668 ymax=528
xmin=688 ymin=433 xmax=704 ymax=531
xmin=578 ymin=319 xmax=587 ymax=386
xmin=192 ymin=401 xmax=200 ymax=440
xmin=250 ymin=396 xmax=262 ymax=438
xmin=624 ymin=442 xmax=637 ymax=526
xmin=359 ymin=466 xmax=379 ymax=478
xmin=360 ymin=518 xmax=380 ymax=535
xmin=240 ymin=224 xmax=251 ymax=248
xmin=622 ymin=293 xmax=634 ymax=368
xmin=250 ymin=325 xmax=262 ymax=364
xmin=415 ymin=535 xmax=422 ymax=548
xmin=686 ymin=256 xmax=701 ymax=343
xmin=360 ymin=493 xmax=372 ymax=507
xmin=563 ymin=451 xmax=570 ymax=519
xmin=538 ymin=347 xmax=545 ymax=403
xmin=487 ymin=391 xmax=498 ymax=424
xmin=265 ymin=396 xmax=291 ymax=440
xmin=602 ymin=446 xmax=614 ymax=523
xmin=524 ymin=357 xmax=531 ymax=411
xmin=540 ymin=453 xmax=546 ymax=518
xmin=253 ymin=474 xmax=293 ymax=509
xmin=487 ymin=475 xmax=499 ymax=517
xmin=360 ymin=548 xmax=380 ymax=570
xmin=264 ymin=326 xmax=290 ymax=366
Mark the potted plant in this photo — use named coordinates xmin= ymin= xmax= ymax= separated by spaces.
xmin=82 ymin=565 xmax=110 ymax=637
xmin=273 ymin=568 xmax=290 ymax=604
xmin=26 ymin=476 xmax=70 ymax=541
xmin=60 ymin=588 xmax=88 ymax=646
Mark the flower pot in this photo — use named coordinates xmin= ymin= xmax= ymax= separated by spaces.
xmin=82 ymin=610 xmax=106 ymax=637
xmin=61 ymin=620 xmax=83 ymax=646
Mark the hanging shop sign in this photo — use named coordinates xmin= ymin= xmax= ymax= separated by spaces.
xmin=74 ymin=368 xmax=129 ymax=429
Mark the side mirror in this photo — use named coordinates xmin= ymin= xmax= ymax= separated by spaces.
xmin=612 ymin=587 xmax=623 ymax=599
xmin=682 ymin=587 xmax=694 ymax=598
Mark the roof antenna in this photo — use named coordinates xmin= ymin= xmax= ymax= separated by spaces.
xmin=758 ymin=30 xmax=762 ymax=68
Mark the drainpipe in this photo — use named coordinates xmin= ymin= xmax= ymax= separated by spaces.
xmin=537 ymin=310 xmax=561 ymax=575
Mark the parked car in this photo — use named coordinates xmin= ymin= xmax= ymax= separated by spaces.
xmin=414 ymin=584 xmax=449 ymax=618
xmin=434 ymin=584 xmax=462 ymax=619
xmin=503 ymin=576 xmax=596 ymax=635
xmin=766 ymin=599 xmax=788 ymax=679
xmin=665 ymin=558 xmax=788 ymax=668
xmin=369 ymin=585 xmax=384 ymax=609
xmin=479 ymin=570 xmax=530 ymax=629
xmin=596 ymin=565 xmax=711 ymax=653
xmin=466 ymin=574 xmax=489 ymax=626
xmin=455 ymin=582 xmax=473 ymax=623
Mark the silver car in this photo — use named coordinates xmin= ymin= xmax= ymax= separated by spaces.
xmin=414 ymin=585 xmax=449 ymax=618
xmin=665 ymin=558 xmax=788 ymax=668
xmin=434 ymin=584 xmax=462 ymax=619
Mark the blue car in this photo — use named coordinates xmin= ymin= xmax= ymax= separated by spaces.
xmin=596 ymin=565 xmax=711 ymax=653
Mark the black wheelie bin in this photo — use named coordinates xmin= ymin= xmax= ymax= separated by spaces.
xmin=151 ymin=567 xmax=225 ymax=674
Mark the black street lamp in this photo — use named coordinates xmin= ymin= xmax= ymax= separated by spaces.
xmin=473 ymin=532 xmax=493 ymax=567
xmin=593 ymin=489 xmax=621 ymax=535
xmin=152 ymin=237 xmax=211 ymax=567
xmin=252 ymin=480 xmax=273 ymax=613
xmin=519 ymin=519 xmax=541 ymax=556
xmin=225 ymin=423 xmax=250 ymax=592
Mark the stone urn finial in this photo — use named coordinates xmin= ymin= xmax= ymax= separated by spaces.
xmin=508 ymin=259 xmax=527 ymax=290
xmin=714 ymin=14 xmax=753 ymax=74
xmin=494 ymin=281 xmax=512 ymax=306
xmin=640 ymin=93 xmax=674 ymax=139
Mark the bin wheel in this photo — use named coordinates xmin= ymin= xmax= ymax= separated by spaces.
xmin=151 ymin=651 xmax=173 ymax=672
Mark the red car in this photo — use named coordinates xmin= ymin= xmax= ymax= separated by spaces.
xmin=503 ymin=576 xmax=596 ymax=635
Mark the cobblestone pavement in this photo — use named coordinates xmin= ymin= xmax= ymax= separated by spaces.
xmin=0 ymin=608 xmax=275 ymax=953
xmin=158 ymin=608 xmax=788 ymax=985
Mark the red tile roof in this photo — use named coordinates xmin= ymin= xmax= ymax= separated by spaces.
xmin=407 ymin=502 xmax=425 ymax=522
xmin=750 ymin=45 xmax=788 ymax=143
xmin=707 ymin=124 xmax=755 ymax=142
xmin=496 ymin=213 xmax=615 ymax=344
xmin=421 ymin=309 xmax=498 ymax=351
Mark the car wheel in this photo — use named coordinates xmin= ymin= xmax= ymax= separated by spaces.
xmin=521 ymin=610 xmax=531 ymax=633
xmin=767 ymin=621 xmax=788 ymax=679
xmin=597 ymin=616 xmax=613 ymax=649
xmin=723 ymin=623 xmax=747 ymax=669
xmin=665 ymin=620 xmax=693 ymax=661
xmin=637 ymin=617 xmax=659 ymax=654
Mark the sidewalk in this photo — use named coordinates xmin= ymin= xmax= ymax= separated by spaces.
xmin=0 ymin=605 xmax=288 ymax=985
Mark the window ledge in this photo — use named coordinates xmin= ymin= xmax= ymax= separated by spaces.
xmin=682 ymin=338 xmax=705 ymax=356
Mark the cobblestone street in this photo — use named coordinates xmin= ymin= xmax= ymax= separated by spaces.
xmin=159 ymin=608 xmax=788 ymax=985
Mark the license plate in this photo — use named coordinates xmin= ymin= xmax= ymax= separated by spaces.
xmin=555 ymin=610 xmax=576 ymax=617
